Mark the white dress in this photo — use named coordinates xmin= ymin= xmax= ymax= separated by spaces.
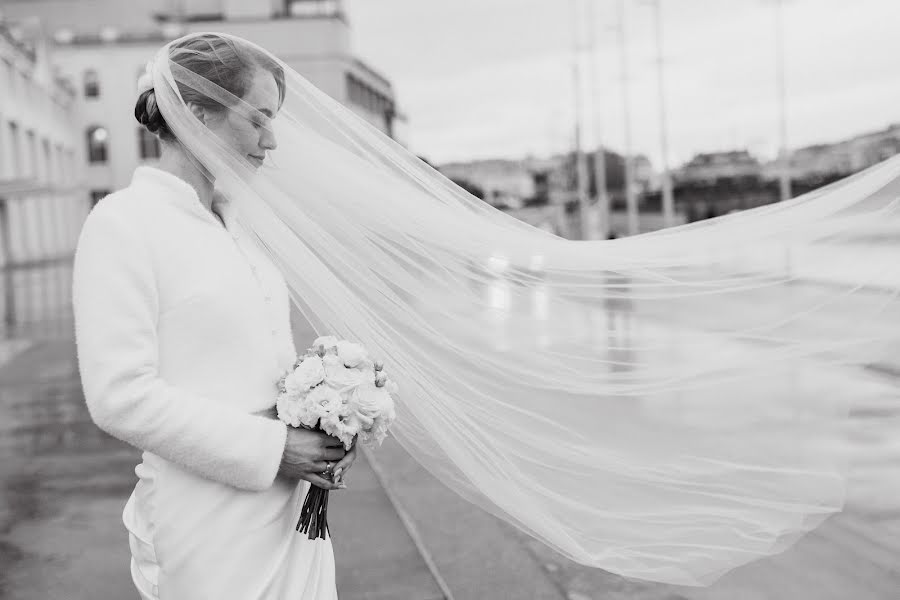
xmin=72 ymin=166 xmax=337 ymax=599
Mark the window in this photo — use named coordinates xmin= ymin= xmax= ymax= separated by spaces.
xmin=1 ymin=59 xmax=13 ymax=95
xmin=345 ymin=72 xmax=391 ymax=116
xmin=83 ymin=69 xmax=100 ymax=99
xmin=8 ymin=65 xmax=20 ymax=100
xmin=0 ymin=116 xmax=7 ymax=179
xmin=66 ymin=150 xmax=75 ymax=182
xmin=137 ymin=127 xmax=161 ymax=160
xmin=53 ymin=144 xmax=64 ymax=184
xmin=286 ymin=0 xmax=339 ymax=17
xmin=26 ymin=130 xmax=37 ymax=178
xmin=345 ymin=72 xmax=395 ymax=135
xmin=346 ymin=73 xmax=368 ymax=109
xmin=86 ymin=126 xmax=108 ymax=163
xmin=42 ymin=139 xmax=52 ymax=183
xmin=90 ymin=190 xmax=111 ymax=207
xmin=23 ymin=74 xmax=34 ymax=105
xmin=8 ymin=122 xmax=20 ymax=177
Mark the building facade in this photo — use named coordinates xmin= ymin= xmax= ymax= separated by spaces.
xmin=675 ymin=150 xmax=763 ymax=184
xmin=1 ymin=0 xmax=403 ymax=199
xmin=0 ymin=23 xmax=83 ymax=268
xmin=787 ymin=124 xmax=900 ymax=182
xmin=438 ymin=159 xmax=537 ymax=209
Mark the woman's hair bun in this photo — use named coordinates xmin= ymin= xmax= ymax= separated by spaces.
xmin=134 ymin=88 xmax=171 ymax=138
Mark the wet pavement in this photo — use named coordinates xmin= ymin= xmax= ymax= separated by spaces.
xmin=1 ymin=259 xmax=899 ymax=599
xmin=0 ymin=261 xmax=140 ymax=598
xmin=0 ymin=263 xmax=446 ymax=600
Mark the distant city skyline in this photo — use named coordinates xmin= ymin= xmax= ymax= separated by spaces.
xmin=345 ymin=0 xmax=900 ymax=166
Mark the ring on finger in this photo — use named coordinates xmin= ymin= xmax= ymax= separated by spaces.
xmin=323 ymin=461 xmax=334 ymax=475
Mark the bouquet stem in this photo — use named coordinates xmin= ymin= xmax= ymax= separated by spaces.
xmin=296 ymin=480 xmax=330 ymax=540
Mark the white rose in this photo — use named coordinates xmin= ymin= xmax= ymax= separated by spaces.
xmin=378 ymin=390 xmax=396 ymax=422
xmin=336 ymin=340 xmax=368 ymax=368
xmin=306 ymin=385 xmax=343 ymax=421
xmin=313 ymin=336 xmax=339 ymax=350
xmin=276 ymin=395 xmax=303 ymax=428
xmin=369 ymin=368 xmax=399 ymax=397
xmin=352 ymin=381 xmax=390 ymax=420
xmin=291 ymin=356 xmax=325 ymax=390
xmin=319 ymin=412 xmax=357 ymax=449
xmin=362 ymin=413 xmax=393 ymax=446
xmin=323 ymin=354 xmax=364 ymax=388
xmin=371 ymin=397 xmax=396 ymax=445
xmin=282 ymin=372 xmax=306 ymax=399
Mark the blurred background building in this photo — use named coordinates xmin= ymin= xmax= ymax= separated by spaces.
xmin=435 ymin=121 xmax=900 ymax=239
xmin=438 ymin=149 xmax=661 ymax=238
xmin=0 ymin=22 xmax=80 ymax=269
xmin=1 ymin=0 xmax=402 ymax=200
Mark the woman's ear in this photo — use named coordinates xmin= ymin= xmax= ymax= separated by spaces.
xmin=187 ymin=101 xmax=206 ymax=124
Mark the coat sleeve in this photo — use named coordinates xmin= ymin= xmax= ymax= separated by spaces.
xmin=72 ymin=202 xmax=288 ymax=491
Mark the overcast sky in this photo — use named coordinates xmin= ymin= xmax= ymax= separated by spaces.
xmin=345 ymin=0 xmax=900 ymax=167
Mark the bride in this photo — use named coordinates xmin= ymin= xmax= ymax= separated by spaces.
xmin=73 ymin=33 xmax=353 ymax=599
xmin=73 ymin=31 xmax=899 ymax=597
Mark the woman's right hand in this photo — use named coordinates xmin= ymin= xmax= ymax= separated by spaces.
xmin=278 ymin=426 xmax=348 ymax=490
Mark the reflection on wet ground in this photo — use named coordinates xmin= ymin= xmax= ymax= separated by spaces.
xmin=471 ymin=273 xmax=900 ymax=599
xmin=0 ymin=260 xmax=140 ymax=598
xmin=1 ymin=261 xmax=74 ymax=343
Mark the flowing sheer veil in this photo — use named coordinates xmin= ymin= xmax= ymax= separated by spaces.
xmin=148 ymin=32 xmax=899 ymax=586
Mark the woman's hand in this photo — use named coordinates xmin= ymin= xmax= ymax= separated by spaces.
xmin=278 ymin=426 xmax=347 ymax=490
xmin=332 ymin=438 xmax=358 ymax=485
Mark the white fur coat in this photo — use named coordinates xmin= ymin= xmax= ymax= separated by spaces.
xmin=72 ymin=166 xmax=295 ymax=491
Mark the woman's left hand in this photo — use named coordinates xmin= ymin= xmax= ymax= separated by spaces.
xmin=332 ymin=438 xmax=358 ymax=485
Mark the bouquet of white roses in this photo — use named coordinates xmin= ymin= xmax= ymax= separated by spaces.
xmin=276 ymin=335 xmax=397 ymax=540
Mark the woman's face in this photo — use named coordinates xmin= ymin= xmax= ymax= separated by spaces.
xmin=205 ymin=68 xmax=279 ymax=170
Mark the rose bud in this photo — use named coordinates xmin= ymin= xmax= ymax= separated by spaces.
xmin=375 ymin=372 xmax=387 ymax=387
xmin=316 ymin=344 xmax=326 ymax=357
xmin=374 ymin=360 xmax=384 ymax=372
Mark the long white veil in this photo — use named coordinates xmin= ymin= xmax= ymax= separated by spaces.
xmin=148 ymin=32 xmax=898 ymax=586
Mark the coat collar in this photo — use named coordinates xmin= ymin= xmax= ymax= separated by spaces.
xmin=131 ymin=166 xmax=240 ymax=235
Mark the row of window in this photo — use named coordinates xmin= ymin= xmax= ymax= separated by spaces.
xmin=86 ymin=126 xmax=160 ymax=163
xmin=1 ymin=119 xmax=157 ymax=185
xmin=82 ymin=65 xmax=153 ymax=100
xmin=0 ymin=116 xmax=76 ymax=185
xmin=1 ymin=121 xmax=159 ymax=186
xmin=3 ymin=57 xmax=72 ymax=115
